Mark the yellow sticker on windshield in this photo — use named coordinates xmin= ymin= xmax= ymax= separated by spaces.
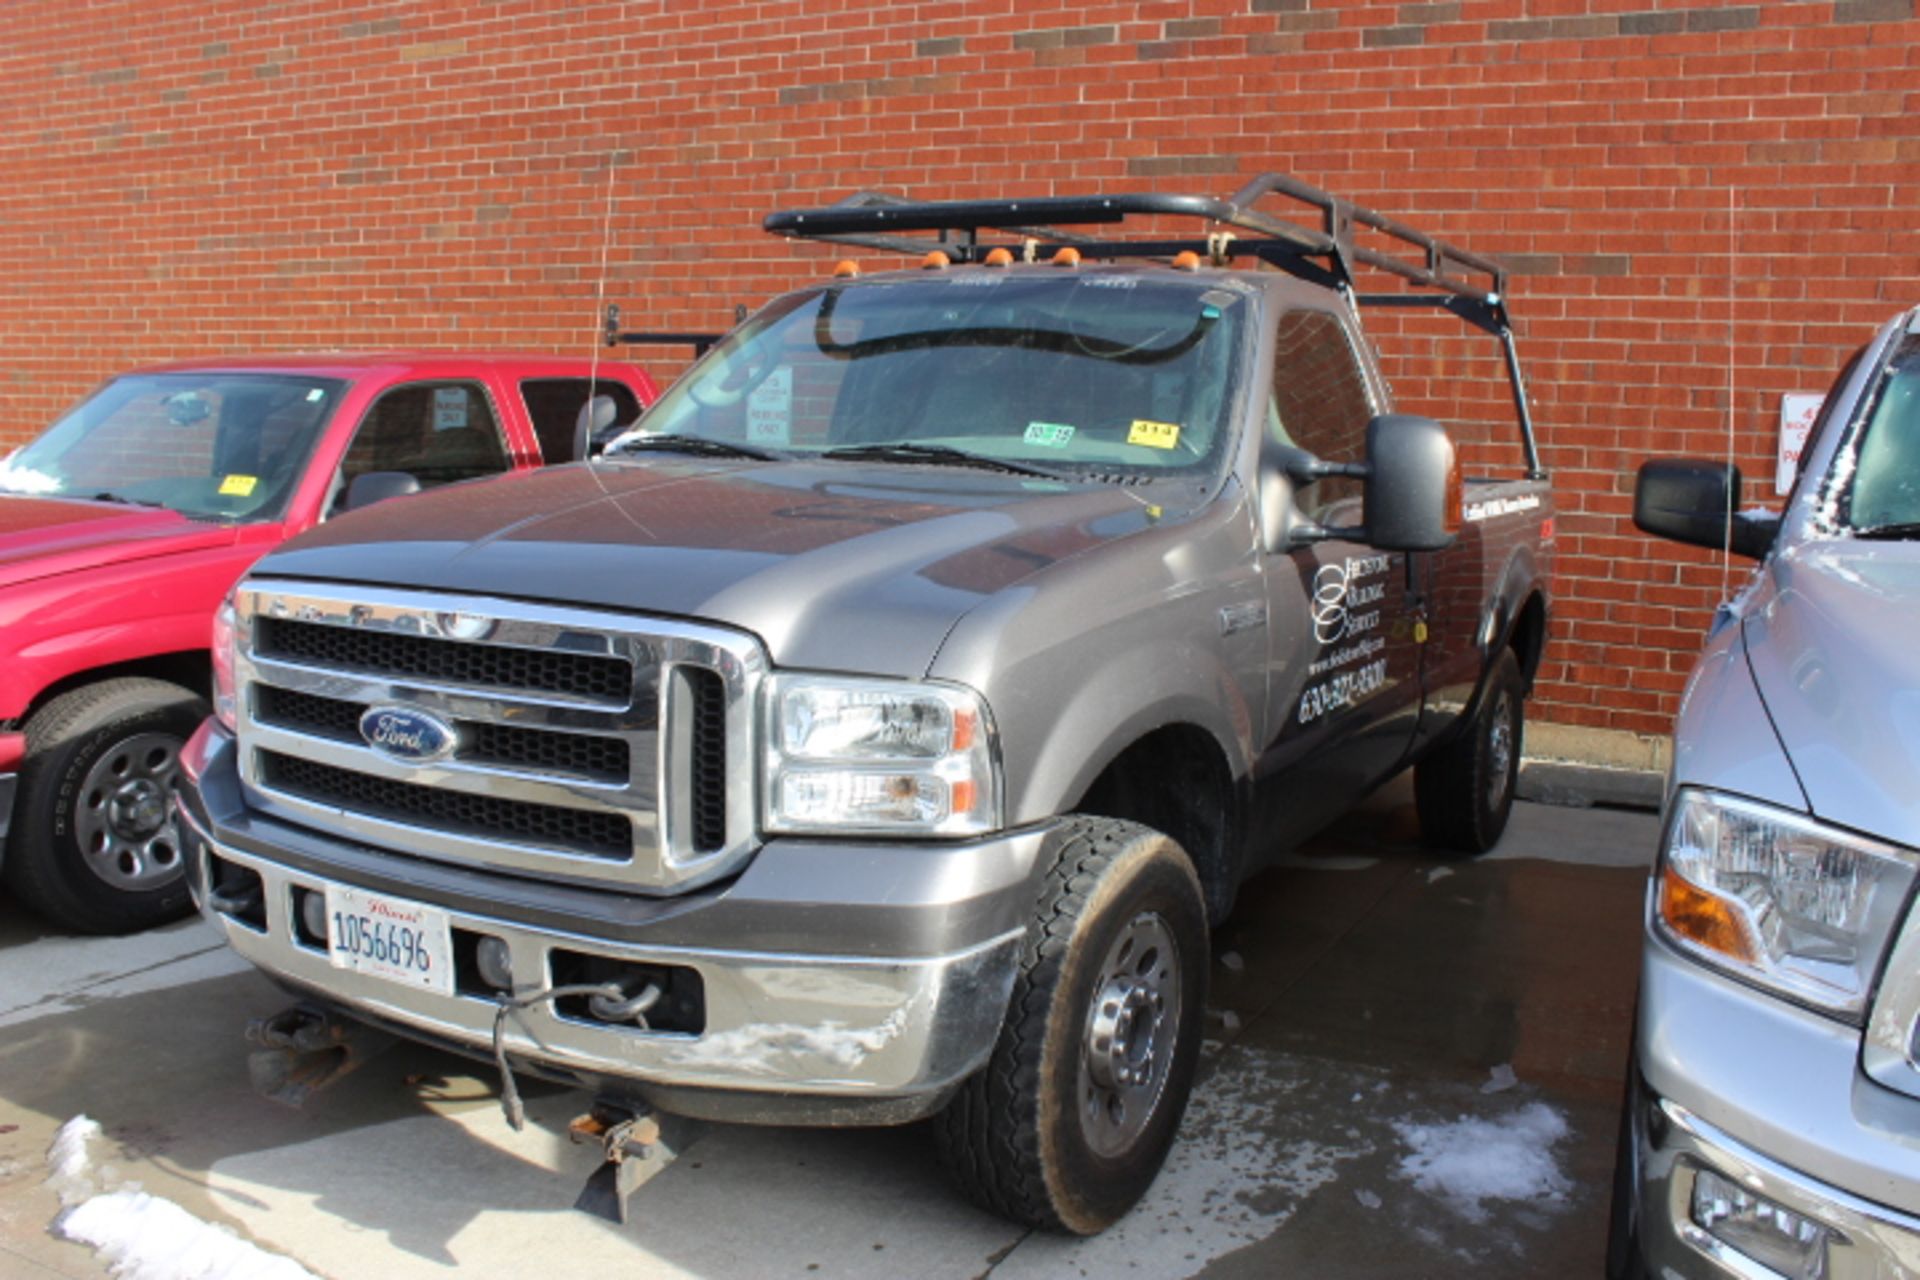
xmin=1127 ymin=419 xmax=1181 ymax=450
xmin=219 ymin=474 xmax=258 ymax=497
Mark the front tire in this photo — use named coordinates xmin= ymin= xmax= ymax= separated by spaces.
xmin=4 ymin=678 xmax=206 ymax=934
xmin=933 ymin=816 xmax=1208 ymax=1234
xmin=1415 ymin=647 xmax=1524 ymax=855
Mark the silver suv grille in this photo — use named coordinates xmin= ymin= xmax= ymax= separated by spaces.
xmin=232 ymin=580 xmax=764 ymax=893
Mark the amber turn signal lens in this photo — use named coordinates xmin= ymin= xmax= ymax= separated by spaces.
xmin=1658 ymin=864 xmax=1758 ymax=964
xmin=1052 ymin=246 xmax=1081 ymax=267
xmin=983 ymin=246 xmax=1014 ymax=267
xmin=832 ymin=259 xmax=860 ymax=278
xmin=1171 ymin=250 xmax=1201 ymax=270
xmin=920 ymin=250 xmax=951 ymax=270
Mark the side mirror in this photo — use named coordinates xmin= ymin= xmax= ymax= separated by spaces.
xmin=573 ymin=394 xmax=619 ymax=462
xmin=1261 ymin=413 xmax=1459 ymax=553
xmin=344 ymin=470 xmax=421 ymax=512
xmin=1634 ymin=459 xmax=1777 ymax=559
xmin=1359 ymin=414 xmax=1459 ymax=552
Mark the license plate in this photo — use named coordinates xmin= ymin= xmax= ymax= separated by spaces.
xmin=325 ymin=885 xmax=454 ymax=996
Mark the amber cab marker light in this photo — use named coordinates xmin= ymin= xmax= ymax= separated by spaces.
xmin=1052 ymin=246 xmax=1082 ymax=268
xmin=1171 ymin=250 xmax=1202 ymax=271
xmin=1443 ymin=447 xmax=1464 ymax=537
xmin=921 ymin=250 xmax=951 ymax=270
xmin=983 ymin=246 xmax=1014 ymax=267
xmin=1658 ymin=864 xmax=1759 ymax=964
xmin=832 ymin=259 xmax=860 ymax=278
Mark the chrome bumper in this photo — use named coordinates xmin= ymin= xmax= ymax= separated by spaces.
xmin=178 ymin=722 xmax=1043 ymax=1124
xmin=1630 ymin=939 xmax=1920 ymax=1278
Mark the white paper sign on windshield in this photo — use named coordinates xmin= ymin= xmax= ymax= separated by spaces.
xmin=1777 ymin=393 xmax=1824 ymax=495
xmin=747 ymin=367 xmax=793 ymax=446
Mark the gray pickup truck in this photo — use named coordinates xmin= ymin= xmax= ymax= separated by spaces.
xmin=177 ymin=176 xmax=1554 ymax=1233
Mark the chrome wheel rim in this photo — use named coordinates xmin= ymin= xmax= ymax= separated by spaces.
xmin=1079 ymin=911 xmax=1182 ymax=1158
xmin=1486 ymin=689 xmax=1516 ymax=812
xmin=74 ymin=732 xmax=185 ymax=891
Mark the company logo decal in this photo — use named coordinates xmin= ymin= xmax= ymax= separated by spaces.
xmin=359 ymin=707 xmax=458 ymax=764
xmin=1310 ymin=554 xmax=1390 ymax=645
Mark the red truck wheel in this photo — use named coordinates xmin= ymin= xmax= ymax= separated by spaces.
xmin=4 ymin=678 xmax=206 ymax=934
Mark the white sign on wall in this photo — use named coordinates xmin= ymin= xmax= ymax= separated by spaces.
xmin=1776 ymin=393 xmax=1824 ymax=495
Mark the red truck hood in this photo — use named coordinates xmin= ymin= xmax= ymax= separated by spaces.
xmin=0 ymin=495 xmax=239 ymax=588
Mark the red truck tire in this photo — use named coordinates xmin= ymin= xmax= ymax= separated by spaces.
xmin=5 ymin=678 xmax=206 ymax=934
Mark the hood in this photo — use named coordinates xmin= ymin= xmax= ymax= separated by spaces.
xmin=0 ymin=495 xmax=238 ymax=589
xmin=1744 ymin=539 xmax=1920 ymax=842
xmin=259 ymin=459 xmax=1170 ymax=676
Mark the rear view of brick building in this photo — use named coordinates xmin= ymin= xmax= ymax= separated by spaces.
xmin=2 ymin=0 xmax=1915 ymax=745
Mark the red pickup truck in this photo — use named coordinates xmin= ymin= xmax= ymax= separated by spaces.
xmin=0 ymin=352 xmax=658 ymax=933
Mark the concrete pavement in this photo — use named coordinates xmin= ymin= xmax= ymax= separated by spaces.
xmin=0 ymin=778 xmax=1656 ymax=1279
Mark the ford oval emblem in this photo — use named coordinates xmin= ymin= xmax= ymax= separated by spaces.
xmin=359 ymin=706 xmax=458 ymax=764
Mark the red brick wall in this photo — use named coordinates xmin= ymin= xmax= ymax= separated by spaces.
xmin=3 ymin=0 xmax=1916 ymax=736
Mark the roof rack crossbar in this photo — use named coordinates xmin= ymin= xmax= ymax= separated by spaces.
xmin=765 ymin=174 xmax=1507 ymax=322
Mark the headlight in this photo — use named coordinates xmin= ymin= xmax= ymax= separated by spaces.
xmin=1655 ymin=789 xmax=1917 ymax=1020
xmin=211 ymin=595 xmax=240 ymax=731
xmin=763 ymin=675 xmax=998 ymax=836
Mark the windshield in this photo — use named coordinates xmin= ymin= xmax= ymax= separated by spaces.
xmin=613 ymin=273 xmax=1249 ymax=478
xmin=0 ymin=372 xmax=346 ymax=521
xmin=1846 ymin=333 xmax=1920 ymax=533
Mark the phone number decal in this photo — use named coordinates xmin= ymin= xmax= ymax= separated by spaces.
xmin=1298 ymin=659 xmax=1388 ymax=725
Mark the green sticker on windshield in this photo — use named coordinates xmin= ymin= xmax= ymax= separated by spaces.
xmin=1024 ymin=421 xmax=1076 ymax=448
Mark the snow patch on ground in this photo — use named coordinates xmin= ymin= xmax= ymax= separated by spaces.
xmin=47 ymin=1115 xmax=102 ymax=1186
xmin=1392 ymin=1101 xmax=1571 ymax=1222
xmin=44 ymin=1114 xmax=318 ymax=1280
xmin=60 ymin=1191 xmax=322 ymax=1280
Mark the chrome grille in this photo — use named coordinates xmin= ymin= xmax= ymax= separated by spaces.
xmin=254 ymin=685 xmax=632 ymax=784
xmin=233 ymin=580 xmax=763 ymax=893
xmin=255 ymin=616 xmax=636 ymax=702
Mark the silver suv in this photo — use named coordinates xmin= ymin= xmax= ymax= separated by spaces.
xmin=1612 ymin=306 xmax=1920 ymax=1278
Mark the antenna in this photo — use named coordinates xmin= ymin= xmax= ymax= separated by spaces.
xmin=586 ymin=150 xmax=619 ymax=438
xmin=1722 ymin=184 xmax=1735 ymax=598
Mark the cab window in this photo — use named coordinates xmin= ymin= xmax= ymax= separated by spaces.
xmin=335 ymin=381 xmax=510 ymax=506
xmin=521 ymin=378 xmax=644 ymax=463
xmin=1268 ymin=310 xmax=1375 ymax=523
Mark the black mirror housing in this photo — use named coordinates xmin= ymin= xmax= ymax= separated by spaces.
xmin=344 ymin=470 xmax=421 ymax=512
xmin=1634 ymin=458 xmax=1777 ymax=559
xmin=1259 ymin=414 xmax=1459 ymax=554
xmin=1360 ymin=414 xmax=1459 ymax=552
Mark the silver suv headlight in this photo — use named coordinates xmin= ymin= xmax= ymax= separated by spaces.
xmin=762 ymin=674 xmax=999 ymax=836
xmin=1655 ymin=788 xmax=1917 ymax=1021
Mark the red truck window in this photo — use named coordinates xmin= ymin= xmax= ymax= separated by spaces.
xmin=520 ymin=378 xmax=644 ymax=462
xmin=338 ymin=381 xmax=510 ymax=499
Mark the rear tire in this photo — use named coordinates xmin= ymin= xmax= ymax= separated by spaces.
xmin=932 ymin=816 xmax=1208 ymax=1234
xmin=4 ymin=678 xmax=206 ymax=934
xmin=1415 ymin=647 xmax=1524 ymax=855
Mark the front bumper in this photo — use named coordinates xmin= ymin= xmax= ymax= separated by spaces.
xmin=178 ymin=721 xmax=1045 ymax=1126
xmin=1628 ymin=937 xmax=1920 ymax=1278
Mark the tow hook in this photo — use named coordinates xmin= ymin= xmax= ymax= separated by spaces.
xmin=244 ymin=1003 xmax=397 ymax=1107
xmin=568 ymin=1099 xmax=702 ymax=1225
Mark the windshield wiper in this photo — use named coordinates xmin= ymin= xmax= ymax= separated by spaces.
xmin=605 ymin=434 xmax=777 ymax=462
xmin=87 ymin=491 xmax=167 ymax=509
xmin=820 ymin=442 xmax=1063 ymax=479
xmin=1853 ymin=521 xmax=1920 ymax=540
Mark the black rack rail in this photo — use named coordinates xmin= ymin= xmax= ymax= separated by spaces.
xmin=763 ymin=174 xmax=1540 ymax=472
